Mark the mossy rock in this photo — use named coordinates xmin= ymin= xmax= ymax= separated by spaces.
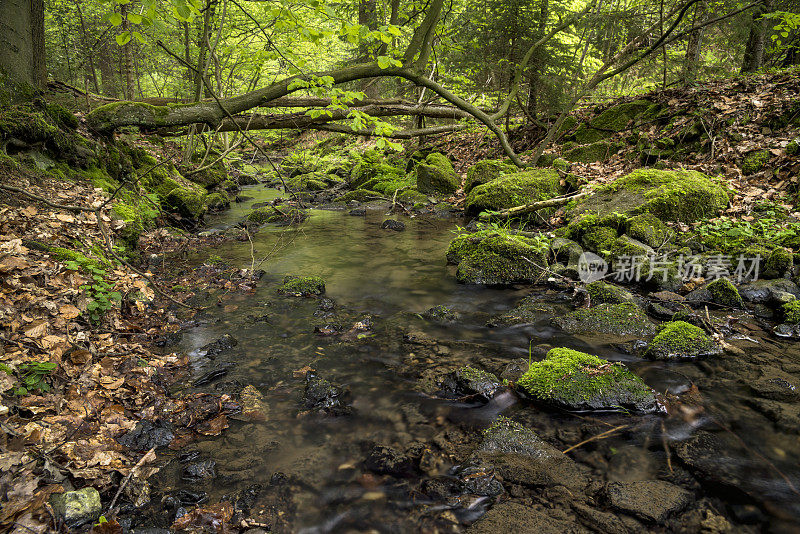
xmin=350 ymin=151 xmax=405 ymax=189
xmin=278 ymin=275 xmax=325 ymax=296
xmin=581 ymin=225 xmax=618 ymax=254
xmin=205 ymin=192 xmax=230 ymax=211
xmin=414 ymin=152 xmax=458 ymax=195
xmin=397 ymin=189 xmax=429 ymax=204
xmin=563 ymin=141 xmax=622 ymax=163
xmin=586 ymin=281 xmax=635 ymax=305
xmin=574 ymin=100 xmax=655 ymax=144
xmin=706 ymin=278 xmax=743 ymax=307
xmin=610 ymin=235 xmax=653 ymax=259
xmin=446 ymin=230 xmax=549 ymax=285
xmin=0 ymin=103 xmax=82 ymax=162
xmin=553 ymin=302 xmax=656 ymax=337
xmin=465 ymin=169 xmax=563 ymax=216
xmin=741 ymin=149 xmax=770 ymax=175
xmin=567 ymin=169 xmax=729 ymax=224
xmin=334 ymin=189 xmax=383 ymax=203
xmin=287 ymin=171 xmax=331 ymax=191
xmin=489 ymin=296 xmax=555 ymax=326
xmin=464 ymin=159 xmax=518 ymax=194
xmin=762 ymin=247 xmax=793 ymax=279
xmin=190 ymin=151 xmax=228 ymax=188
xmin=166 ymin=187 xmax=207 ymax=220
xmin=786 ymin=139 xmax=799 ymax=156
xmin=423 ymin=305 xmax=460 ymax=322
xmin=439 ymin=366 xmax=502 ymax=400
xmin=626 ymin=213 xmax=672 ymax=248
xmin=645 ymin=321 xmax=720 ymax=360
xmin=517 ymin=347 xmax=661 ymax=413
xmin=782 ymin=301 xmax=800 ymax=324
xmin=247 ymin=204 xmax=307 ymax=225
xmin=367 ymin=173 xmax=416 ymax=195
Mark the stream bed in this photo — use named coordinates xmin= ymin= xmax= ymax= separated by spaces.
xmin=144 ymin=184 xmax=800 ymax=532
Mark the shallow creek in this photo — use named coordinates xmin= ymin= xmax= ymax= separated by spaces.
xmin=149 ymin=184 xmax=800 ymax=532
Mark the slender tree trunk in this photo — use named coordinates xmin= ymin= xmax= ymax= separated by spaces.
xmin=76 ymin=1 xmax=100 ymax=93
xmin=120 ymin=3 xmax=134 ymax=98
xmin=741 ymin=0 xmax=773 ymax=73
xmin=526 ymin=0 xmax=549 ymax=121
xmin=98 ymin=39 xmax=119 ymax=98
xmin=194 ymin=0 xmax=217 ymax=102
xmin=682 ymin=1 xmax=705 ymax=85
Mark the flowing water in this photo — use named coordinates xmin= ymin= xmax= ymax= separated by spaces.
xmin=149 ymin=184 xmax=800 ymax=532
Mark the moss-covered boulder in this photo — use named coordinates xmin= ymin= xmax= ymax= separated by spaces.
xmin=741 ymin=149 xmax=770 ymax=175
xmin=567 ymin=169 xmax=729 ymax=224
xmin=464 ymin=159 xmax=518 ymax=194
xmin=189 ymin=151 xmax=228 ymax=188
xmin=414 ymin=152 xmax=458 ymax=195
xmin=465 ymin=169 xmax=563 ymax=216
xmin=397 ymin=189 xmax=429 ymax=204
xmin=762 ymin=247 xmax=793 ymax=279
xmin=278 ymin=275 xmax=325 ymax=296
xmin=0 ymin=103 xmax=86 ymax=165
xmin=350 ymin=151 xmax=405 ymax=189
xmin=782 ymin=301 xmax=800 ymax=324
xmin=563 ymin=141 xmax=622 ymax=163
xmin=205 ymin=192 xmax=230 ymax=211
xmin=574 ymin=100 xmax=656 ymax=144
xmin=586 ymin=281 xmax=635 ymax=305
xmin=706 ymin=278 xmax=743 ymax=307
xmin=517 ymin=348 xmax=661 ymax=413
xmin=287 ymin=171 xmax=331 ymax=191
xmin=553 ymin=302 xmax=656 ymax=337
xmin=166 ymin=187 xmax=206 ymax=219
xmin=626 ymin=213 xmax=672 ymax=248
xmin=645 ymin=321 xmax=720 ymax=360
xmin=247 ymin=204 xmax=307 ymax=225
xmin=334 ymin=189 xmax=383 ymax=203
xmin=446 ymin=230 xmax=549 ymax=285
xmin=580 ymin=225 xmax=618 ymax=254
xmin=49 ymin=487 xmax=101 ymax=528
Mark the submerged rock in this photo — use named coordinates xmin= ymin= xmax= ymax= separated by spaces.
xmin=438 ymin=366 xmax=503 ymax=400
xmin=516 ymin=347 xmax=661 ymax=413
xmin=467 ymin=501 xmax=586 ymax=534
xmin=446 ymin=230 xmax=549 ymax=285
xmin=182 ymin=460 xmax=217 ymax=481
xmin=553 ymin=302 xmax=656 ymax=337
xmin=363 ymin=445 xmax=415 ymax=477
xmin=380 ymin=219 xmax=406 ymax=231
xmin=278 ymin=275 xmax=325 ymax=296
xmin=422 ymin=304 xmax=460 ymax=322
xmin=198 ymin=334 xmax=238 ymax=357
xmin=50 ymin=488 xmax=102 ymax=528
xmin=645 ymin=321 xmax=720 ymax=360
xmin=465 ymin=168 xmax=563 ymax=216
xmin=606 ymin=480 xmax=691 ymax=522
xmin=118 ymin=419 xmax=174 ymax=450
xmin=488 ymin=296 xmax=556 ymax=326
xmin=302 ymin=373 xmax=352 ymax=416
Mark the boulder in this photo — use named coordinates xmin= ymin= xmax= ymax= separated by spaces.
xmin=166 ymin=186 xmax=207 ymax=219
xmin=574 ymin=100 xmax=657 ymax=144
xmin=278 ymin=275 xmax=325 ymax=296
xmin=586 ymin=281 xmax=635 ymax=305
xmin=438 ymin=366 xmax=503 ymax=400
xmin=706 ymin=278 xmax=743 ymax=307
xmin=645 ymin=321 xmax=720 ymax=360
xmin=464 ymin=159 xmax=517 ymax=194
xmin=553 ymin=302 xmax=656 ymax=337
xmin=517 ymin=347 xmax=661 ymax=413
xmin=414 ymin=152 xmax=458 ymax=195
xmin=446 ymin=230 xmax=549 ymax=285
xmin=302 ymin=373 xmax=352 ymax=416
xmin=465 ymin=169 xmax=563 ymax=216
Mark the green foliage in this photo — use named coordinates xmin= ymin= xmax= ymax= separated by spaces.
xmin=13 ymin=361 xmax=58 ymax=396
xmin=64 ymin=258 xmax=121 ymax=323
xmin=782 ymin=301 xmax=800 ymax=324
xmin=694 ymin=208 xmax=800 ymax=253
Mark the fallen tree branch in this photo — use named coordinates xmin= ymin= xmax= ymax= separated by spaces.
xmin=478 ymin=190 xmax=590 ymax=220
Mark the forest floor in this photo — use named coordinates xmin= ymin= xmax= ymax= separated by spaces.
xmin=0 ymin=69 xmax=798 ymax=532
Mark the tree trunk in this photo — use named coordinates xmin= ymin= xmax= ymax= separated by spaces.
xmin=0 ymin=0 xmax=46 ymax=102
xmin=682 ymin=1 xmax=705 ymax=85
xmin=98 ymin=40 xmax=120 ymax=99
xmin=76 ymin=1 xmax=100 ymax=94
xmin=526 ymin=0 xmax=549 ymax=121
xmin=741 ymin=0 xmax=773 ymax=73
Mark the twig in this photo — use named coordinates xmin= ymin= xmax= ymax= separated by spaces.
xmin=479 ymin=190 xmax=590 ymax=220
xmin=562 ymin=424 xmax=628 ymax=454
xmin=107 ymin=447 xmax=156 ymax=513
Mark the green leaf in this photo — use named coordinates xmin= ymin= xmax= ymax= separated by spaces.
xmin=116 ymin=32 xmax=132 ymax=46
xmin=132 ymin=31 xmax=145 ymax=43
xmin=108 ymin=12 xmax=123 ymax=26
xmin=377 ymin=56 xmax=391 ymax=69
xmin=127 ymin=12 xmax=143 ymax=24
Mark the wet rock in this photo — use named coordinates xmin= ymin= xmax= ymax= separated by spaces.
xmin=467 ymin=501 xmax=587 ymax=534
xmin=363 ymin=446 xmax=415 ymax=477
xmin=773 ymin=323 xmax=800 ymax=338
xmin=452 ymin=462 xmax=504 ymax=497
xmin=50 ymin=488 xmax=102 ymax=528
xmin=302 ymin=373 xmax=352 ymax=416
xmin=182 ymin=460 xmax=217 ymax=481
xmin=223 ymin=483 xmax=262 ymax=515
xmin=348 ymin=207 xmax=366 ymax=216
xmin=685 ymin=288 xmax=712 ymax=303
xmin=197 ymin=334 xmax=238 ymax=357
xmin=438 ymin=366 xmax=503 ymax=400
xmin=750 ymin=373 xmax=799 ymax=402
xmin=446 ymin=230 xmax=550 ymax=285
xmin=500 ymin=358 xmax=530 ymax=382
xmin=606 ymin=480 xmax=691 ymax=522
xmin=166 ymin=489 xmax=208 ymax=506
xmin=278 ymin=275 xmax=325 ymax=296
xmin=422 ymin=304 xmax=459 ymax=322
xmin=553 ymin=302 xmax=657 ymax=337
xmin=739 ymin=278 xmax=800 ymax=304
xmin=762 ymin=247 xmax=793 ymax=279
xmin=572 ymin=503 xmax=637 ymax=534
xmin=645 ymin=321 xmax=721 ymax=360
xmin=585 ymin=281 xmax=635 ymax=305
xmin=706 ymin=278 xmax=743 ymax=307
xmin=118 ymin=419 xmax=174 ymax=450
xmin=516 ymin=347 xmax=661 ymax=413
xmin=671 ymin=431 xmax=750 ymax=494
xmin=381 ymin=219 xmax=405 ymax=231
xmin=474 ymin=416 xmax=589 ymax=490
xmin=488 ymin=296 xmax=556 ymax=326
xmin=194 ymin=367 xmax=229 ymax=386
xmin=465 ymin=169 xmax=564 ymax=216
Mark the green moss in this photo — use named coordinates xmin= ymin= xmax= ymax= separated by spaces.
xmin=574 ymin=100 xmax=654 ymax=144
xmin=626 ymin=213 xmax=672 ymax=248
xmin=517 ymin=347 xmax=655 ymax=410
xmin=189 ymin=151 xmax=228 ymax=188
xmin=741 ymin=149 xmax=770 ymax=175
xmin=0 ymin=103 xmax=79 ymax=160
xmin=553 ymin=302 xmax=656 ymax=336
xmin=166 ymin=187 xmax=206 ymax=219
xmin=49 ymin=247 xmax=103 ymax=270
xmin=645 ymin=321 xmax=719 ymax=360
xmin=782 ymin=301 xmax=800 ymax=324
xmin=247 ymin=204 xmax=307 ymax=224
xmin=350 ymin=150 xmax=405 ymax=189
xmin=334 ymin=189 xmax=383 ymax=202
xmin=563 ymin=141 xmax=622 ymax=163
xmin=586 ymin=281 xmax=634 ymax=305
xmin=465 ymin=160 xmax=518 ymax=194
xmin=45 ymin=103 xmax=79 ymax=130
xmin=706 ymin=277 xmax=743 ymax=307
xmin=581 ymin=226 xmax=618 ymax=254
xmin=446 ymin=230 xmax=550 ymax=285
xmin=611 ymin=235 xmax=651 ymax=258
xmin=414 ymin=152 xmax=458 ymax=195
xmin=762 ymin=247 xmax=793 ymax=279
xmin=278 ymin=275 xmax=325 ymax=296
xmin=786 ymin=139 xmax=799 ymax=156
xmin=465 ymin=169 xmax=563 ymax=216
xmin=84 ymin=166 xmax=118 ymax=191
xmin=570 ymin=169 xmax=729 ymax=224
xmin=205 ymin=192 xmax=230 ymax=211
xmin=457 ymin=365 xmax=499 ymax=384
xmin=397 ymin=189 xmax=429 ymax=204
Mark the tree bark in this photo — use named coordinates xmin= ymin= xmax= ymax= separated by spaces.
xmin=0 ymin=0 xmax=46 ymax=101
xmin=682 ymin=1 xmax=705 ymax=85
xmin=741 ymin=0 xmax=773 ymax=73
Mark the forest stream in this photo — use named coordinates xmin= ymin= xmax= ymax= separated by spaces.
xmin=141 ymin=183 xmax=800 ymax=532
